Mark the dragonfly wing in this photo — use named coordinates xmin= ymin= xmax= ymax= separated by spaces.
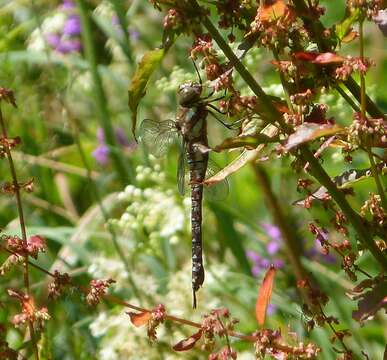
xmin=204 ymin=159 xmax=229 ymax=201
xmin=177 ymin=150 xmax=187 ymax=196
xmin=139 ymin=119 xmax=177 ymax=157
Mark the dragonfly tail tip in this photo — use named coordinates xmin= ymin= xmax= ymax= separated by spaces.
xmin=192 ymin=290 xmax=197 ymax=309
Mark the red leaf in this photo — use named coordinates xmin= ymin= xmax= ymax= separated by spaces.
xmin=259 ymin=0 xmax=287 ymax=22
xmin=350 ymin=275 xmax=387 ymax=325
xmin=342 ymin=31 xmax=358 ymax=43
xmin=172 ymin=329 xmax=203 ymax=351
xmin=284 ymin=123 xmax=344 ymax=151
xmin=256 ymin=265 xmax=276 ymax=327
xmin=311 ymin=52 xmax=345 ymax=64
xmin=204 ymin=125 xmax=279 ymax=186
xmin=293 ymin=52 xmax=345 ymax=64
xmin=293 ymin=51 xmax=318 ymax=62
xmin=127 ymin=311 xmax=152 ymax=327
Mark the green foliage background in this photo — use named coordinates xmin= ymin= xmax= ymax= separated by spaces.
xmin=0 ymin=0 xmax=386 ymax=359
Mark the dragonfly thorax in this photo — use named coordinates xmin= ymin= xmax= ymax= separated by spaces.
xmin=178 ymin=81 xmax=202 ymax=107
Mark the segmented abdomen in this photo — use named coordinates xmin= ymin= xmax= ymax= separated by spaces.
xmin=187 ymin=150 xmax=208 ymax=308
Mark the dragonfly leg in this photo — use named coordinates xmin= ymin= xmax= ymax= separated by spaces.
xmin=192 ymin=58 xmax=202 ymax=85
xmin=203 ymin=88 xmax=227 ymax=104
xmin=207 ymin=108 xmax=236 ymax=130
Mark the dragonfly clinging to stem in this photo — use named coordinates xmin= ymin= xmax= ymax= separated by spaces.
xmin=139 ymin=65 xmax=235 ymax=308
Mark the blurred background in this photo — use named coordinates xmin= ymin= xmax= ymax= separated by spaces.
xmin=0 ymin=0 xmax=386 ymax=358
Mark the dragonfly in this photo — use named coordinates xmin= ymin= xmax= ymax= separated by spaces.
xmin=139 ymin=76 xmax=233 ymax=308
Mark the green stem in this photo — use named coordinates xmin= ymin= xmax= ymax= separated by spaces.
xmin=76 ymin=0 xmax=131 ymax=185
xmin=253 ymin=165 xmax=311 ymax=303
xmin=335 ymin=86 xmax=360 ymax=113
xmin=109 ymin=0 xmax=134 ymax=66
xmin=191 ymin=1 xmax=387 ymax=271
xmin=300 ymin=146 xmax=387 ymax=269
xmin=0 ymin=105 xmax=39 ymax=360
xmin=70 ymin=120 xmax=143 ymax=301
xmin=292 ymin=0 xmax=385 ymax=119
xmin=359 ymin=20 xmax=366 ymax=120
xmin=359 ymin=20 xmax=386 ymax=209
xmin=272 ymin=48 xmax=294 ymax=113
xmin=367 ymin=149 xmax=387 ymax=210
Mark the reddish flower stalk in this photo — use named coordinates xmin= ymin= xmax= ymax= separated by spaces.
xmin=0 ymin=89 xmax=39 ymax=360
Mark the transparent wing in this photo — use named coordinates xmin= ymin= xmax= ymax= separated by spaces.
xmin=204 ymin=159 xmax=229 ymax=201
xmin=177 ymin=150 xmax=187 ymax=196
xmin=139 ymin=119 xmax=178 ymax=157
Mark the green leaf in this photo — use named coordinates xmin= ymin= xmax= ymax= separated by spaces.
xmin=284 ymin=123 xmax=344 ymax=151
xmin=92 ymin=14 xmax=129 ymax=56
xmin=128 ymin=48 xmax=165 ymax=140
xmin=335 ymin=8 xmax=361 ymax=41
xmin=210 ymin=204 xmax=251 ymax=275
xmin=213 ymin=133 xmax=277 ymax=152
xmin=204 ymin=125 xmax=279 ymax=185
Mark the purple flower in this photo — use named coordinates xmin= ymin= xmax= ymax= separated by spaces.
xmin=262 ymin=223 xmax=281 ymax=241
xmin=306 ymin=240 xmax=337 ymax=264
xmin=63 ymin=15 xmax=81 ymax=36
xmin=374 ymin=10 xmax=387 ymax=37
xmin=246 ymin=250 xmax=261 ymax=263
xmin=272 ymin=258 xmax=284 ymax=268
xmin=129 ymin=28 xmax=140 ymax=42
xmin=61 ymin=0 xmax=75 ymax=9
xmin=46 ymin=34 xmax=61 ymax=48
xmin=96 ymin=127 xmax=130 ymax=147
xmin=267 ymin=303 xmax=276 ymax=315
xmin=246 ymin=249 xmax=283 ymax=277
xmin=115 ymin=128 xmax=130 ymax=147
xmin=267 ymin=240 xmax=281 ymax=255
xmin=92 ymin=145 xmax=109 ymax=165
xmin=93 ymin=127 xmax=131 ymax=165
xmin=261 ymin=223 xmax=282 ymax=256
xmin=46 ymin=32 xmax=81 ymax=54
xmin=56 ymin=39 xmax=82 ymax=53
xmin=96 ymin=127 xmax=105 ymax=143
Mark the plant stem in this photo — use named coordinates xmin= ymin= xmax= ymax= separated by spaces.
xmin=359 ymin=20 xmax=366 ymax=120
xmin=272 ymin=48 xmax=294 ymax=113
xmin=335 ymin=86 xmax=360 ymax=113
xmin=109 ymin=0 xmax=134 ymax=66
xmin=190 ymin=1 xmax=387 ymax=271
xmin=70 ymin=118 xmax=143 ymax=301
xmin=253 ymin=165 xmax=305 ymax=279
xmin=2 ymin=246 xmax=317 ymax=352
xmin=292 ymin=0 xmax=385 ymax=119
xmin=300 ymin=147 xmax=387 ymax=267
xmin=253 ymin=165 xmax=312 ymax=303
xmin=76 ymin=0 xmax=131 ymax=185
xmin=0 ymin=105 xmax=39 ymax=360
xmin=367 ymin=148 xmax=387 ymax=210
xmin=359 ymin=19 xmax=387 ymax=209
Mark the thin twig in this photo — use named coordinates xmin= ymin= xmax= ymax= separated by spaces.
xmin=69 ymin=116 xmax=143 ymax=301
xmin=0 ymin=104 xmax=39 ymax=360
xmin=189 ymin=0 xmax=387 ymax=271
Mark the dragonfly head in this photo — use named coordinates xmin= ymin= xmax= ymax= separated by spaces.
xmin=178 ymin=81 xmax=202 ymax=107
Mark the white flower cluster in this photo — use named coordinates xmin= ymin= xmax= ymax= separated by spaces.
xmin=155 ymin=65 xmax=196 ymax=92
xmin=88 ymin=257 xmax=128 ymax=289
xmin=88 ymin=255 xmax=159 ymax=296
xmin=262 ymin=83 xmax=284 ymax=97
xmin=242 ymin=46 xmax=263 ymax=70
xmin=28 ymin=13 xmax=67 ymax=52
xmin=88 ymin=261 xmax=235 ymax=359
xmin=93 ymin=0 xmax=115 ymax=19
xmin=90 ymin=310 xmax=171 ymax=360
xmin=165 ymin=262 xmax=224 ymax=319
xmin=110 ymin=161 xmax=189 ymax=254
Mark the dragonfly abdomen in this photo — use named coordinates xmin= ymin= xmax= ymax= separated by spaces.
xmin=188 ymin=150 xmax=208 ymax=308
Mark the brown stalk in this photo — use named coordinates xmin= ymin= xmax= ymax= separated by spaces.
xmin=0 ymin=104 xmax=39 ymax=360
